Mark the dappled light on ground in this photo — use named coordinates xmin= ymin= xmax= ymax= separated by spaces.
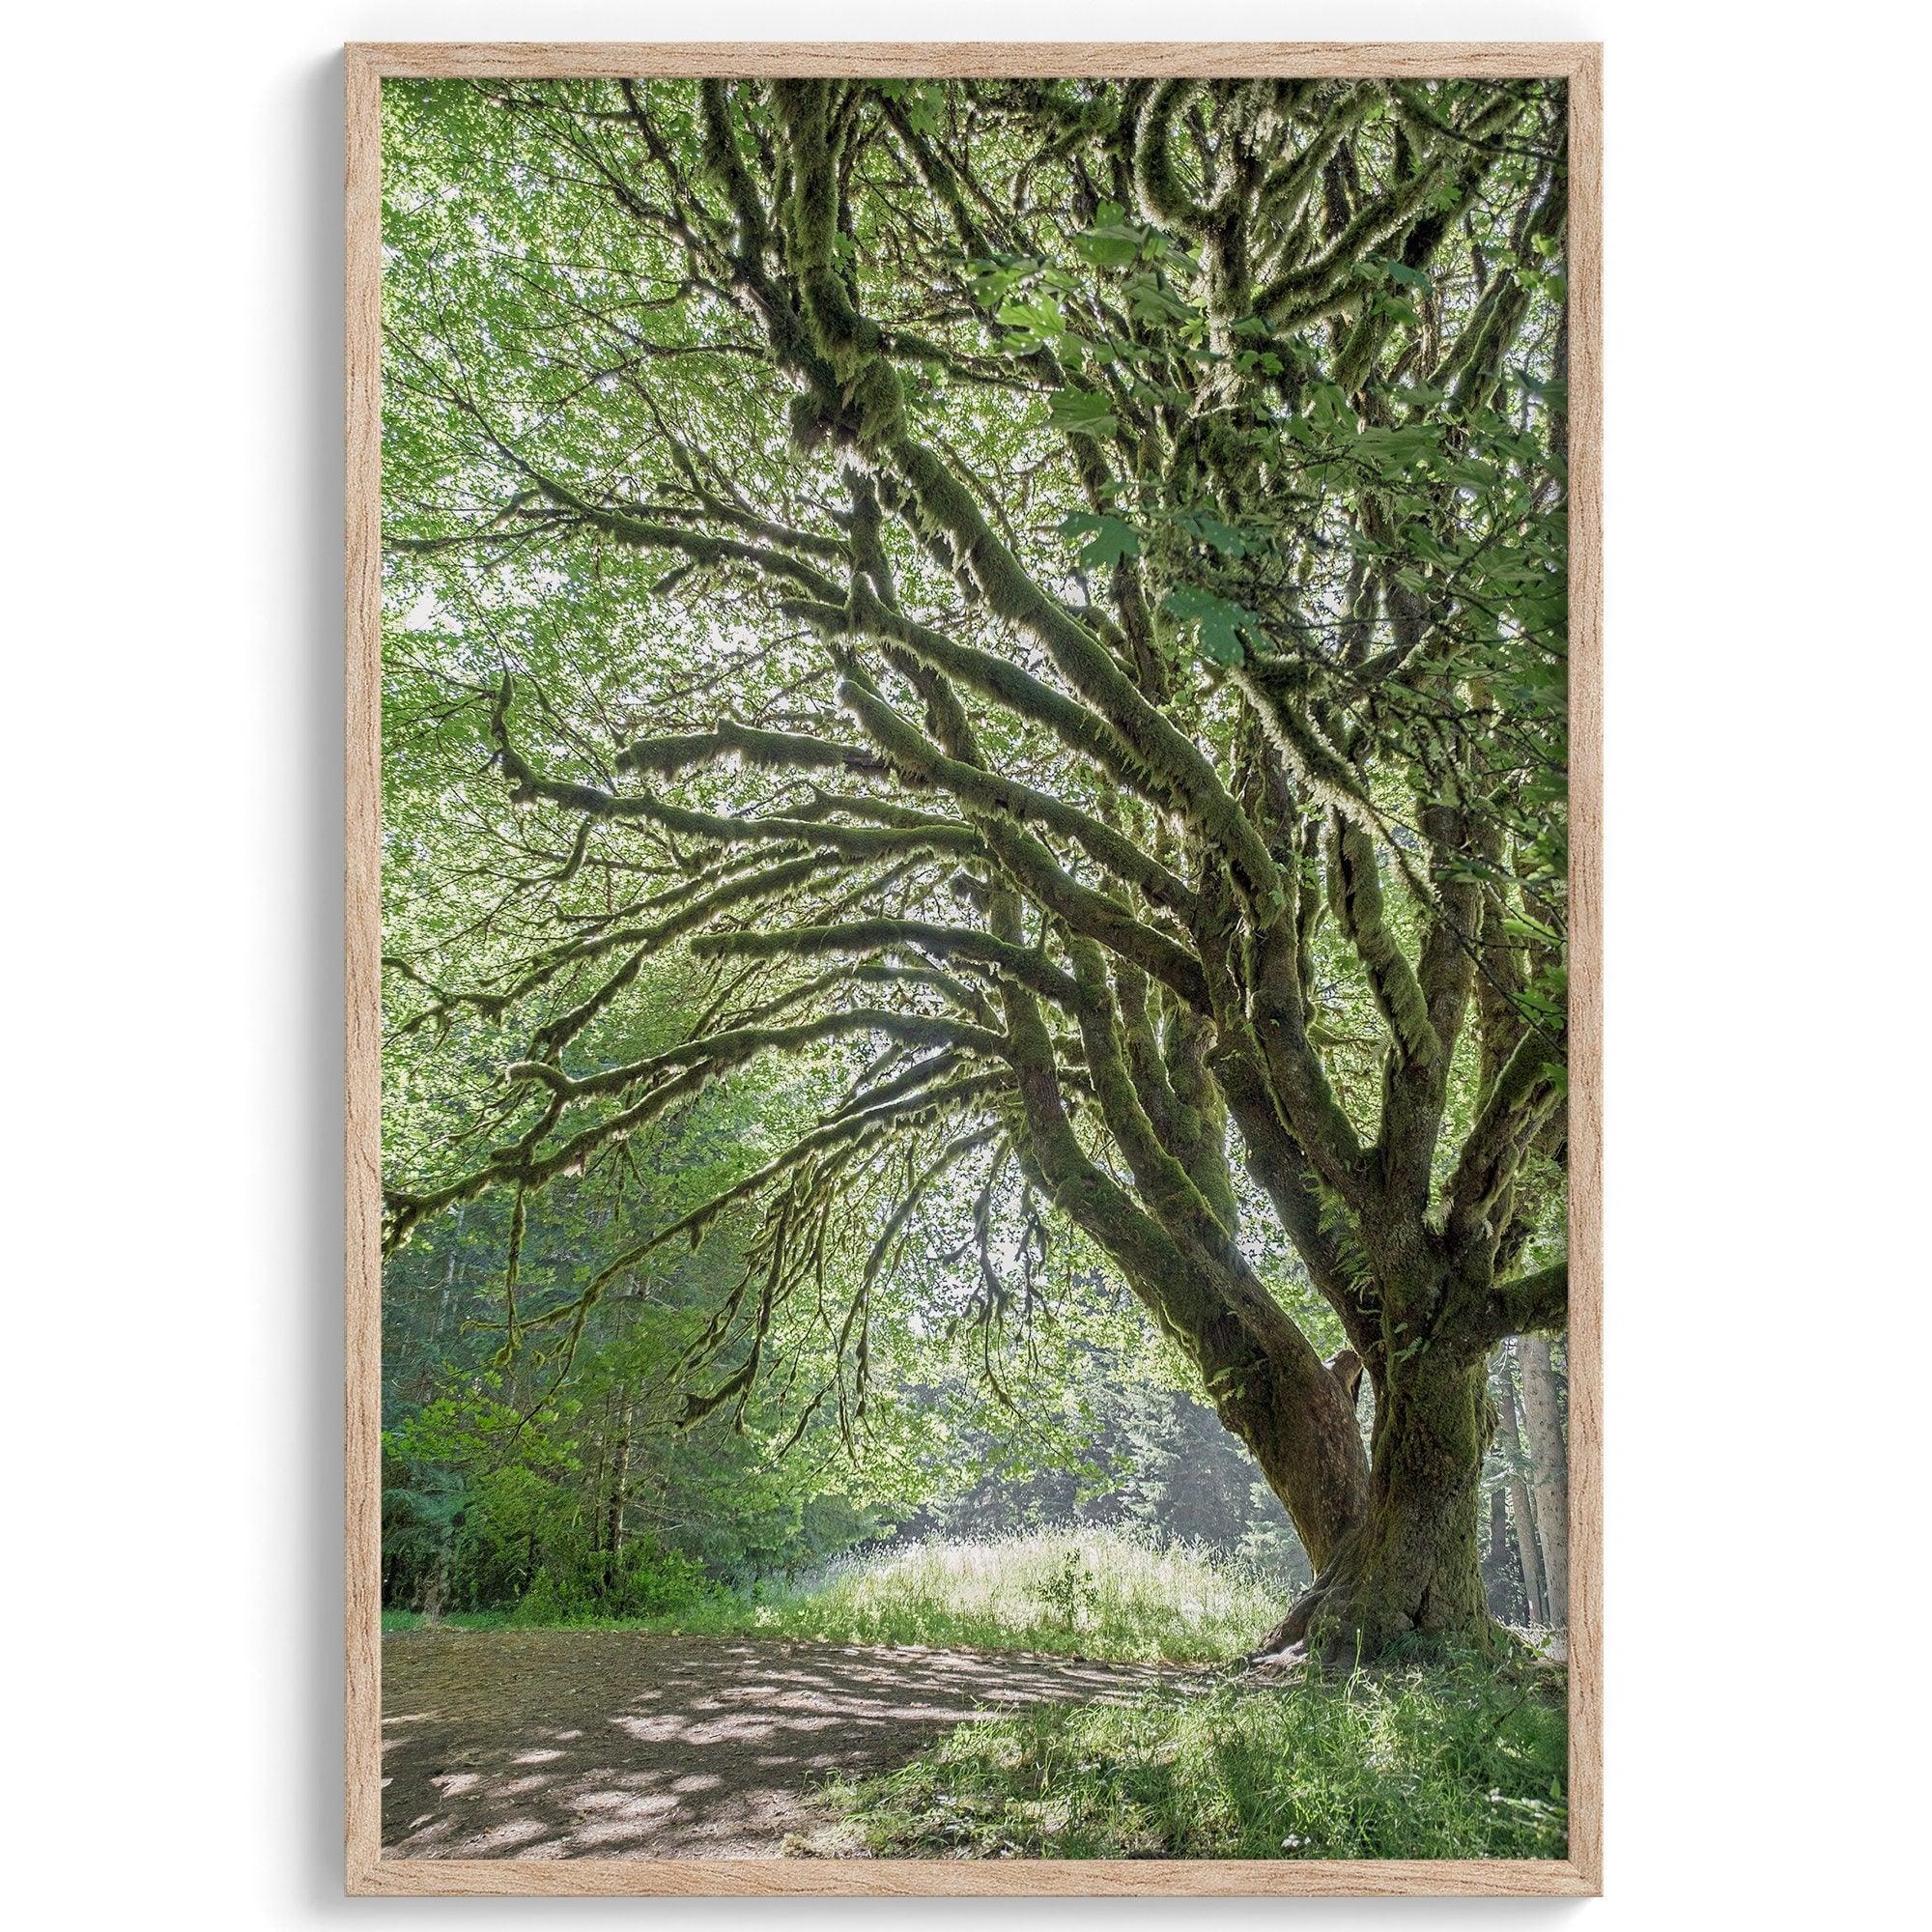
xmin=382 ymin=1630 xmax=1190 ymax=1859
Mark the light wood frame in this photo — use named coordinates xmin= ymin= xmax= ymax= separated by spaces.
xmin=346 ymin=41 xmax=1603 ymax=1897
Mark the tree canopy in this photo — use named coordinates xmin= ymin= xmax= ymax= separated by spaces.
xmin=380 ymin=74 xmax=1572 ymax=1653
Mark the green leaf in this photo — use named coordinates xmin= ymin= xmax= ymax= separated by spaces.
xmin=1356 ymin=424 xmax=1438 ymax=472
xmin=1047 ymin=387 xmax=1119 ymax=439
xmin=1502 ymin=912 xmax=1564 ymax=947
xmin=1309 ymin=383 xmax=1356 ymax=437
xmin=1175 ymin=508 xmax=1248 ymax=558
xmin=995 ymin=296 xmax=1064 ymax=341
xmin=1059 ymin=512 xmax=1141 ymax=570
xmin=1123 ymin=276 xmax=1195 ymax=327
xmin=1164 ymin=586 xmax=1262 ymax=667
xmin=1512 ymin=367 xmax=1568 ymax=412
xmin=1072 ymin=208 xmax=1145 ymax=269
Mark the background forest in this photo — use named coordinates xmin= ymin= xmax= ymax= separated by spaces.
xmin=383 ymin=1122 xmax=1569 ymax=1635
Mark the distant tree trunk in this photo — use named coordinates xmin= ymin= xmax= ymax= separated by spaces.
xmin=1494 ymin=1360 xmax=1548 ymax=1626
xmin=587 ymin=1397 xmax=611 ymax=1549
xmin=1517 ymin=1335 xmax=1570 ymax=1626
xmin=605 ymin=1389 xmax=635 ymax=1569
xmin=1483 ymin=1482 xmax=1523 ymax=1619
xmin=435 ymin=1200 xmax=467 ymax=1342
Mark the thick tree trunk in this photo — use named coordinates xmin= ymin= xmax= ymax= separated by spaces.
xmin=1494 ymin=1354 xmax=1548 ymax=1626
xmin=1517 ymin=1336 xmax=1569 ymax=1626
xmin=1261 ymin=1348 xmax=1494 ymax=1660
xmin=1220 ymin=1343 xmax=1370 ymax=1575
xmin=1091 ymin=1211 xmax=1372 ymax=1577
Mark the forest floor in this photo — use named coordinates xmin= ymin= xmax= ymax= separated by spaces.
xmin=381 ymin=1627 xmax=1197 ymax=1859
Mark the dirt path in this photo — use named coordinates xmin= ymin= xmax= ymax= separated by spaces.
xmin=383 ymin=1629 xmax=1186 ymax=1860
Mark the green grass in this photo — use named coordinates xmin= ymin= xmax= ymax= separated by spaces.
xmin=384 ymin=1527 xmax=1290 ymax=1664
xmin=382 ymin=1608 xmax=514 ymax=1632
xmin=820 ymin=1652 xmax=1568 ymax=1861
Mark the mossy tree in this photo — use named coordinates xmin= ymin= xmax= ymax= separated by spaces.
xmin=381 ymin=75 xmax=1572 ymax=1655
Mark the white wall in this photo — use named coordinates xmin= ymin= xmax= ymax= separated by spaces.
xmin=11 ymin=3 xmax=1922 ymax=1922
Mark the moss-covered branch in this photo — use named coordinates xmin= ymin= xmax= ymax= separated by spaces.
xmin=1471 ymin=1260 xmax=1568 ymax=1348
xmin=691 ymin=917 xmax=1082 ymax=1010
xmin=506 ymin=1006 xmax=1006 ymax=1100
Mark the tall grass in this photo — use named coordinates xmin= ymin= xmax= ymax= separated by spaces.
xmin=383 ymin=1526 xmax=1290 ymax=1663
xmin=750 ymin=1526 xmax=1286 ymax=1663
xmin=819 ymin=1653 xmax=1569 ymax=1861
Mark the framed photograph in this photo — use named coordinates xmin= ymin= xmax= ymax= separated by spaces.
xmin=347 ymin=41 xmax=1601 ymax=1897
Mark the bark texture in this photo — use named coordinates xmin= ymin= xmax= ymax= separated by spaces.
xmin=1263 ymin=1349 xmax=1493 ymax=1658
